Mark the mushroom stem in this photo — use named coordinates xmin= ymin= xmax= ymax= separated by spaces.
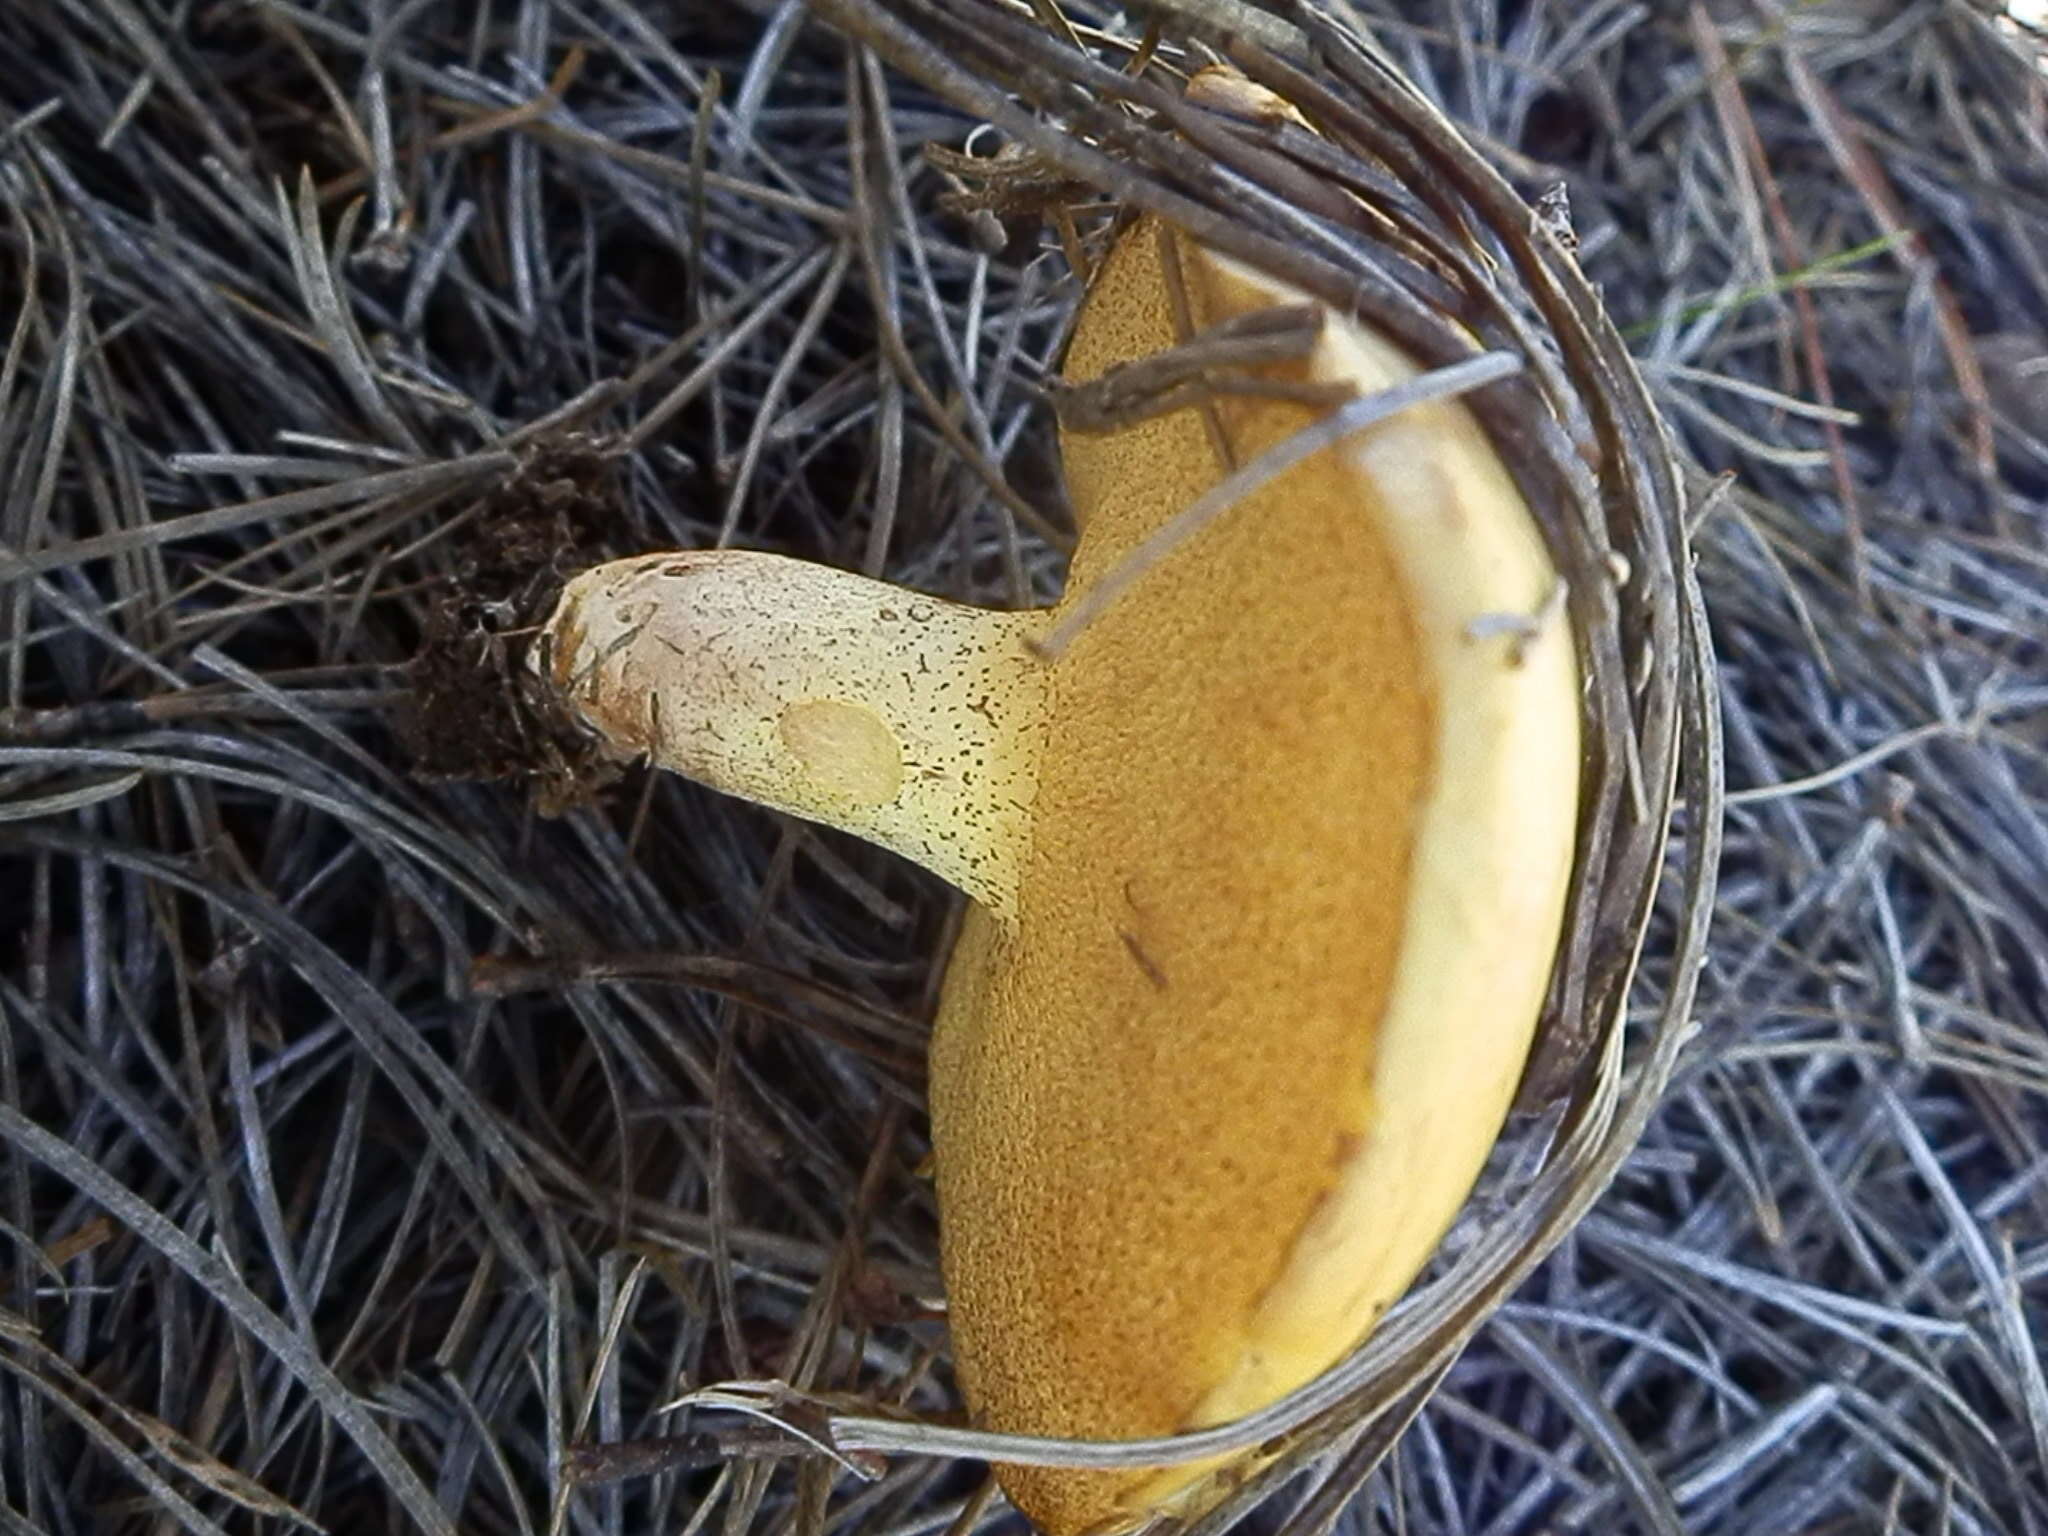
xmin=538 ymin=550 xmax=1048 ymax=917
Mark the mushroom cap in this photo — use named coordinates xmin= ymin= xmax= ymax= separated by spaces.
xmin=926 ymin=223 xmax=1580 ymax=1533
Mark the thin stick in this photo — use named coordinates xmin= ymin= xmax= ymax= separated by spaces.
xmin=1029 ymin=350 xmax=1524 ymax=660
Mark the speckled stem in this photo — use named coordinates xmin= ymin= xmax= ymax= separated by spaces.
xmin=535 ymin=550 xmax=1049 ymax=917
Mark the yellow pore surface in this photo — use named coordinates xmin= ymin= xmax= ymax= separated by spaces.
xmin=928 ymin=224 xmax=1435 ymax=1534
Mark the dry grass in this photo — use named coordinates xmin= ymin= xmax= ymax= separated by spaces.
xmin=0 ymin=2 xmax=2042 ymax=1534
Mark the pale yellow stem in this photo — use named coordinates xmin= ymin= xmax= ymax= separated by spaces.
xmin=536 ymin=550 xmax=1049 ymax=917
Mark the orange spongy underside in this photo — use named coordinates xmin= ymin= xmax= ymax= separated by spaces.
xmin=926 ymin=222 xmax=1434 ymax=1535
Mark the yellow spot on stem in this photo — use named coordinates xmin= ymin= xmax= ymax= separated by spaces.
xmin=778 ymin=699 xmax=905 ymax=806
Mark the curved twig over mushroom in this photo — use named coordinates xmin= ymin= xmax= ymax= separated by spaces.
xmin=535 ymin=217 xmax=1580 ymax=1535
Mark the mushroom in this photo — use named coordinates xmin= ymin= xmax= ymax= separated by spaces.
xmin=535 ymin=216 xmax=1581 ymax=1534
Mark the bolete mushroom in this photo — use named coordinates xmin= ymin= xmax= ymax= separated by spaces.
xmin=535 ymin=215 xmax=1580 ymax=1533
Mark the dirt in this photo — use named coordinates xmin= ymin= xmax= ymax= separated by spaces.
xmin=397 ymin=433 xmax=629 ymax=811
